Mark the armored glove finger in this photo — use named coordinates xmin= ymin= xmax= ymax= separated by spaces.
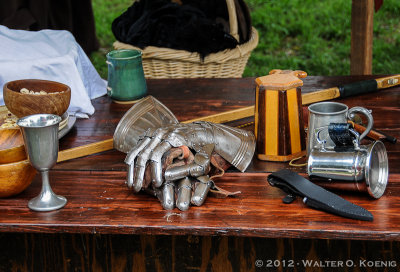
xmin=164 ymin=144 xmax=214 ymax=181
xmin=176 ymin=177 xmax=193 ymax=211
xmin=144 ymin=147 xmax=215 ymax=210
xmin=125 ymin=136 xmax=151 ymax=189
xmin=191 ymin=175 xmax=214 ymax=206
xmin=157 ymin=182 xmax=175 ymax=210
xmin=126 ymin=123 xmax=214 ymax=193
xmin=153 ymin=175 xmax=213 ymax=211
xmin=125 ymin=127 xmax=169 ymax=192
xmin=154 ymin=146 xmax=193 ymax=210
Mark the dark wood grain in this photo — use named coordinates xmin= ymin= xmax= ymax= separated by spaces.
xmin=0 ymin=171 xmax=400 ymax=241
xmin=1 ymin=76 xmax=400 ymax=240
xmin=278 ymin=89 xmax=290 ymax=156
xmin=255 ymin=86 xmax=266 ymax=155
xmin=0 ymin=234 xmax=399 ymax=272
xmin=297 ymin=86 xmax=307 ymax=151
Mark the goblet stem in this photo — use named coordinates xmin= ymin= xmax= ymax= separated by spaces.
xmin=28 ymin=170 xmax=67 ymax=212
xmin=40 ymin=170 xmax=55 ymax=199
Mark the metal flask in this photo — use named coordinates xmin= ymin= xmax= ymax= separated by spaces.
xmin=307 ymin=127 xmax=389 ymax=199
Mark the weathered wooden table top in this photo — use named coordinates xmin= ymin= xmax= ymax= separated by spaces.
xmin=1 ymin=76 xmax=399 ymax=241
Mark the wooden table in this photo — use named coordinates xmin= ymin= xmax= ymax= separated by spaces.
xmin=0 ymin=76 xmax=399 ymax=271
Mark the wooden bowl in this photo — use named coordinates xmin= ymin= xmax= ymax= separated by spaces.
xmin=0 ymin=129 xmax=26 ymax=164
xmin=0 ymin=160 xmax=36 ymax=198
xmin=3 ymin=79 xmax=71 ymax=118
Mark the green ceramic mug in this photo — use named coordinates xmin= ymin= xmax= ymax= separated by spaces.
xmin=106 ymin=49 xmax=147 ymax=102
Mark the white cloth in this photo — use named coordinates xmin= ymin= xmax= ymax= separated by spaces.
xmin=0 ymin=25 xmax=107 ymax=117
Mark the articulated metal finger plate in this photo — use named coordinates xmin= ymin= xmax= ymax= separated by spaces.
xmin=113 ymin=96 xmax=179 ymax=153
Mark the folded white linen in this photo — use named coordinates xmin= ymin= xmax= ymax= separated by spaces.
xmin=0 ymin=25 xmax=107 ymax=117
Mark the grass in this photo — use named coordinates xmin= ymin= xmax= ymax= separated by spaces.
xmin=91 ymin=0 xmax=400 ymax=79
xmin=91 ymin=0 xmax=132 ymax=78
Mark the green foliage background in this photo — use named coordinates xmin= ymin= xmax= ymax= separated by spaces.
xmin=91 ymin=0 xmax=400 ymax=79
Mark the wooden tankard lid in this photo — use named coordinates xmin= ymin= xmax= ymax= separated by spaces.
xmin=255 ymin=69 xmax=307 ymax=90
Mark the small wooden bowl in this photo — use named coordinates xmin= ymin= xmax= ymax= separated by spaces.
xmin=3 ymin=79 xmax=71 ymax=118
xmin=0 ymin=160 xmax=36 ymax=198
xmin=0 ymin=129 xmax=26 ymax=164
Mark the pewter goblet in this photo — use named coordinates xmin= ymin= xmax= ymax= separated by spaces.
xmin=17 ymin=114 xmax=67 ymax=211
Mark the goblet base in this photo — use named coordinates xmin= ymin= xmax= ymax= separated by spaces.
xmin=28 ymin=194 xmax=67 ymax=212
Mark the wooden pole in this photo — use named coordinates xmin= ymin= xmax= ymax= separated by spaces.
xmin=350 ymin=0 xmax=374 ymax=75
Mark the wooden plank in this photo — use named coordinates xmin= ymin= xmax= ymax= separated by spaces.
xmin=0 ymin=234 xmax=399 ymax=271
xmin=287 ymin=88 xmax=301 ymax=153
xmin=350 ymin=0 xmax=374 ymax=75
xmin=264 ymin=90 xmax=279 ymax=155
xmin=1 ymin=171 xmax=400 ymax=240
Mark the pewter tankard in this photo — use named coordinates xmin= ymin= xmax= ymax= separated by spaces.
xmin=308 ymin=136 xmax=388 ymax=199
xmin=307 ymin=102 xmax=373 ymax=155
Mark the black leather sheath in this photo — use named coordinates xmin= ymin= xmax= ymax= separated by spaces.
xmin=267 ymin=169 xmax=373 ymax=221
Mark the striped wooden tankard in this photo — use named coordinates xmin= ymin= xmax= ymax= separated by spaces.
xmin=255 ymin=69 xmax=307 ymax=161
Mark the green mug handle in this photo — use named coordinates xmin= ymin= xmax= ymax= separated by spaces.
xmin=106 ymin=60 xmax=113 ymax=67
xmin=106 ymin=60 xmax=113 ymax=94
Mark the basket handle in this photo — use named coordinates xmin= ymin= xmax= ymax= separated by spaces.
xmin=226 ymin=0 xmax=239 ymax=41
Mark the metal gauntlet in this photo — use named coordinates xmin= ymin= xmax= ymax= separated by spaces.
xmin=114 ymin=96 xmax=255 ymax=210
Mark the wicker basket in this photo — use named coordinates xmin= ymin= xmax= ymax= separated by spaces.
xmin=113 ymin=0 xmax=259 ymax=78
